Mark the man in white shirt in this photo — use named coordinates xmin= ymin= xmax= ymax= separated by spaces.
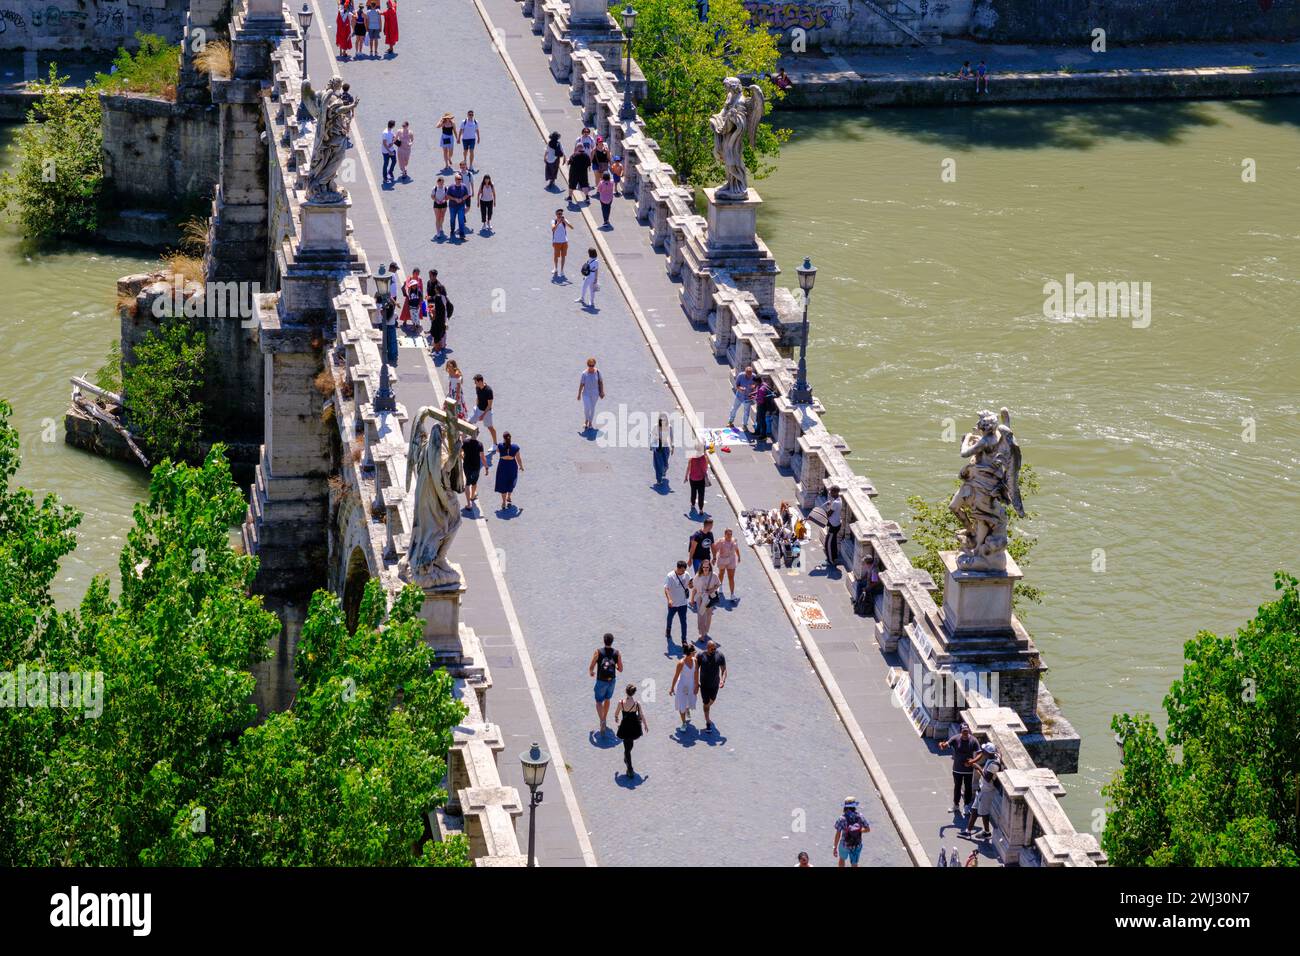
xmin=381 ymin=120 xmax=397 ymax=184
xmin=459 ymin=111 xmax=481 ymax=169
xmin=664 ymin=560 xmax=691 ymax=650
xmin=576 ymin=127 xmax=595 ymax=157
xmin=825 ymin=485 xmax=843 ymax=568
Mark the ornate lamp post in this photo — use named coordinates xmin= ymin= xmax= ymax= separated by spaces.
xmin=371 ymin=265 xmax=397 ymax=414
xmin=296 ymin=4 xmax=314 ymax=123
xmin=789 ymin=257 xmax=817 ymax=405
xmin=519 ymin=742 xmax=550 ymax=867
xmin=618 ymin=5 xmax=638 ymax=123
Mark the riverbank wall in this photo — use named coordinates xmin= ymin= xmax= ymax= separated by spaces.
xmin=778 ymin=61 xmax=1300 ymax=109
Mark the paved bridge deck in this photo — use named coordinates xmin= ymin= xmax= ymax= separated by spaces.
xmin=307 ymin=0 xmax=999 ymax=866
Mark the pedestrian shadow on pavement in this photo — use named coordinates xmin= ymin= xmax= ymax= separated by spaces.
xmin=672 ymin=725 xmax=703 ymax=747
xmin=696 ymin=728 xmax=728 ymax=747
xmin=588 ymin=730 xmax=619 ymax=749
xmin=580 ymin=303 xmax=600 ymax=315
xmin=651 ymin=479 xmax=673 ymax=495
xmin=495 ymin=505 xmax=522 ymax=520
xmin=579 ymin=425 xmax=601 ymax=441
xmin=616 ymin=771 xmax=648 ymax=789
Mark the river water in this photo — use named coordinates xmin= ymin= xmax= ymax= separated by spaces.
xmin=757 ymin=99 xmax=1300 ymax=827
xmin=0 ymin=124 xmax=153 ymax=605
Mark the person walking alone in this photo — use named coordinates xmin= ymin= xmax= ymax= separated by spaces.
xmin=596 ymin=172 xmax=615 ymax=228
xmin=713 ymin=528 xmax=741 ymax=599
xmin=576 ymin=357 xmax=604 ymax=431
xmin=394 ymin=121 xmax=413 ymax=180
xmin=664 ymin=559 xmax=691 ymax=651
xmin=697 ymin=639 xmax=726 ymax=731
xmin=690 ymin=558 xmax=721 ymax=644
xmin=670 ymin=644 xmax=699 ymax=730
xmin=550 ymin=209 xmax=570 ymax=279
xmin=832 ymin=797 xmax=870 ymax=868
xmin=543 ymin=131 xmax=566 ymax=189
xmin=494 ymin=431 xmax=522 ymax=511
xmin=588 ymin=633 xmax=623 ymax=736
xmin=578 ymin=247 xmax=600 ymax=309
xmin=477 ymin=174 xmax=496 ymax=231
xmin=685 ymin=445 xmax=709 ymax=516
xmin=614 ymin=684 xmax=647 ymax=778
xmin=381 ymin=120 xmax=398 ymax=184
xmin=652 ymin=412 xmax=673 ymax=485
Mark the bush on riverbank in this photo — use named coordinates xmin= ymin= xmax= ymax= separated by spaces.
xmin=92 ymin=32 xmax=182 ymax=100
xmin=121 ymin=319 xmax=207 ymax=464
xmin=0 ymin=66 xmax=104 ymax=240
xmin=0 ymin=410 xmax=471 ymax=867
xmin=630 ymin=0 xmax=789 ymax=187
xmin=1103 ymin=572 xmax=1300 ymax=867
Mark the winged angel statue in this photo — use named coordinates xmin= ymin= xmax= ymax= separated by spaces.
xmin=709 ymin=76 xmax=765 ymax=200
xmin=948 ymin=407 xmax=1025 ymax=572
xmin=400 ymin=406 xmax=465 ymax=589
xmin=302 ymin=76 xmax=359 ymax=203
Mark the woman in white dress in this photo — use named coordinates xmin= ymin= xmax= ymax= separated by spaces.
xmin=445 ymin=359 xmax=468 ymax=419
xmin=575 ymin=356 xmax=604 ymax=431
xmin=690 ymin=559 xmax=721 ymax=642
xmin=669 ymin=644 xmax=699 ymax=728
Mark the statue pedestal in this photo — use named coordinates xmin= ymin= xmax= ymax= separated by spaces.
xmin=418 ymin=569 xmax=468 ymax=658
xmin=299 ymin=198 xmax=350 ymax=254
xmin=704 ymin=187 xmax=761 ymax=255
xmin=941 ymin=551 xmax=1021 ymax=638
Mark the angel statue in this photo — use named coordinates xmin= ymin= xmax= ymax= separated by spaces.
xmin=400 ymin=405 xmax=465 ymax=590
xmin=948 ymin=407 xmax=1025 ymax=572
xmin=302 ymin=76 xmax=359 ymax=203
xmin=709 ymin=76 xmax=765 ymax=201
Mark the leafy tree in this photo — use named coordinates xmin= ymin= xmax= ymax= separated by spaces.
xmin=905 ymin=464 xmax=1042 ymax=610
xmin=0 ymin=424 xmax=469 ymax=866
xmin=1103 ymin=572 xmax=1300 ymax=867
xmin=630 ymin=0 xmax=788 ymax=187
xmin=121 ymin=319 xmax=206 ymax=464
xmin=0 ymin=66 xmax=103 ymax=239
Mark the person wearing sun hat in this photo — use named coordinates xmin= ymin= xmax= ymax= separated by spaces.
xmin=832 ymin=796 xmax=870 ymax=867
xmin=963 ymin=742 xmax=1002 ymax=839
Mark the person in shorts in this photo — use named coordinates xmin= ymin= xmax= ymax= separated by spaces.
xmin=459 ymin=110 xmax=480 ymax=170
xmin=697 ymin=639 xmax=726 ymax=731
xmin=550 ymin=209 xmax=570 ymax=279
xmin=470 ymin=373 xmax=497 ymax=445
xmin=588 ymin=633 xmax=623 ymax=736
xmin=366 ymin=2 xmax=382 ymax=57
xmin=833 ymin=797 xmax=870 ymax=867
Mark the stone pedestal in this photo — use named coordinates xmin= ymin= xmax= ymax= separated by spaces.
xmin=419 ymin=572 xmax=468 ymax=657
xmin=705 ymin=187 xmax=761 ymax=254
xmin=941 ymin=551 xmax=1022 ymax=638
xmin=300 ymin=199 xmax=350 ymax=253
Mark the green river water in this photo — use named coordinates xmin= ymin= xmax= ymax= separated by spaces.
xmin=4 ymin=98 xmax=1298 ymax=834
xmin=757 ymin=99 xmax=1300 ymax=826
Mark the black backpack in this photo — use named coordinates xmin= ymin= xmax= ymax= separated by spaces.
xmin=596 ymin=647 xmax=618 ymax=681
xmin=842 ymin=811 xmax=865 ymax=848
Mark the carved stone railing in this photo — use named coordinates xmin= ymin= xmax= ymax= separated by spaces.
xmin=249 ymin=21 xmax=527 ymax=866
xmin=514 ymin=0 xmax=1102 ymax=866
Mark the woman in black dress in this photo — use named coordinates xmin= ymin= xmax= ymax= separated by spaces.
xmin=567 ymin=145 xmax=591 ymax=204
xmin=543 ymin=131 xmax=565 ymax=188
xmin=614 ymin=683 xmax=648 ymax=777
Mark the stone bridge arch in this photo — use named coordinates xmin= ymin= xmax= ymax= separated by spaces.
xmin=333 ymin=491 xmax=380 ymax=632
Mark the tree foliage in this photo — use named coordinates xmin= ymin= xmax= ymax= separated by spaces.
xmin=905 ymin=463 xmax=1042 ymax=610
xmin=630 ymin=0 xmax=788 ymax=187
xmin=0 ymin=66 xmax=103 ymax=240
xmin=121 ymin=319 xmax=206 ymax=464
xmin=1103 ymin=572 xmax=1300 ymax=867
xmin=0 ymin=409 xmax=469 ymax=866
xmin=92 ymin=33 xmax=182 ymax=100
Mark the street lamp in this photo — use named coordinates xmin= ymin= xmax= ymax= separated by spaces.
xmin=618 ymin=5 xmax=638 ymax=123
xmin=519 ymin=741 xmax=550 ymax=867
xmin=370 ymin=265 xmax=397 ymax=414
xmin=789 ymin=256 xmax=817 ymax=405
xmin=296 ymin=4 xmax=314 ymax=124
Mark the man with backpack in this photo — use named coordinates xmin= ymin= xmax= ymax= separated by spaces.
xmin=833 ymin=796 xmax=870 ymax=867
xmin=588 ymin=633 xmax=623 ymax=736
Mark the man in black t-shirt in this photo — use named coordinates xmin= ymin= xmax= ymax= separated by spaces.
xmin=470 ymin=373 xmax=497 ymax=445
xmin=697 ymin=639 xmax=727 ymax=731
xmin=689 ymin=518 xmax=715 ymax=573
xmin=938 ymin=724 xmax=981 ymax=813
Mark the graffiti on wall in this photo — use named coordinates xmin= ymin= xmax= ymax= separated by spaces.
xmin=742 ymin=1 xmax=853 ymax=31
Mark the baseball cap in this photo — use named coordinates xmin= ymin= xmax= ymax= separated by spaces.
xmin=843 ymin=796 xmax=859 ymax=808
xmin=982 ymin=743 xmax=997 ymax=754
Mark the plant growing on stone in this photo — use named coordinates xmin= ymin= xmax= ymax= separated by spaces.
xmin=630 ymin=0 xmax=789 ymax=188
xmin=121 ymin=319 xmax=207 ymax=464
xmin=1102 ymin=572 xmax=1300 ymax=867
xmin=93 ymin=33 xmax=183 ymax=100
xmin=905 ymin=463 xmax=1042 ymax=611
xmin=193 ymin=40 xmax=234 ymax=80
xmin=0 ymin=66 xmax=104 ymax=240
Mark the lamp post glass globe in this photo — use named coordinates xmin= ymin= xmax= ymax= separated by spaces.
xmin=791 ymin=257 xmax=816 ymax=405
xmin=520 ymin=742 xmax=550 ymax=790
xmin=299 ymin=3 xmax=313 ymax=31
xmin=371 ymin=265 xmax=390 ymax=304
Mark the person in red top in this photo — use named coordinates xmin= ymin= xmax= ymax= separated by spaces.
xmin=398 ymin=268 xmax=422 ymax=326
xmin=336 ymin=0 xmax=354 ymax=58
xmin=685 ymin=446 xmax=709 ymax=516
xmin=382 ymin=0 xmax=399 ymax=54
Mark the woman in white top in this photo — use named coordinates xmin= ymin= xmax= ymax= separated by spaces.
xmin=578 ymin=246 xmax=599 ymax=308
xmin=669 ymin=644 xmax=700 ymax=729
xmin=445 ymin=358 xmax=468 ymax=419
xmin=690 ymin=559 xmax=721 ymax=642
xmin=576 ymin=357 xmax=604 ymax=431
xmin=550 ymin=209 xmax=569 ymax=278
xmin=431 ymin=177 xmax=449 ymax=238
xmin=477 ymin=174 xmax=496 ymax=230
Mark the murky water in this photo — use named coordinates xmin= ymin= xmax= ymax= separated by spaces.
xmin=757 ymin=99 xmax=1300 ymax=828
xmin=0 ymin=124 xmax=153 ymax=605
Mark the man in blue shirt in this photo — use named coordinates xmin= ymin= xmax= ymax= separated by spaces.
xmin=727 ymin=365 xmax=756 ymax=432
xmin=833 ymin=797 xmax=870 ymax=867
xmin=446 ymin=173 xmax=471 ymax=240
